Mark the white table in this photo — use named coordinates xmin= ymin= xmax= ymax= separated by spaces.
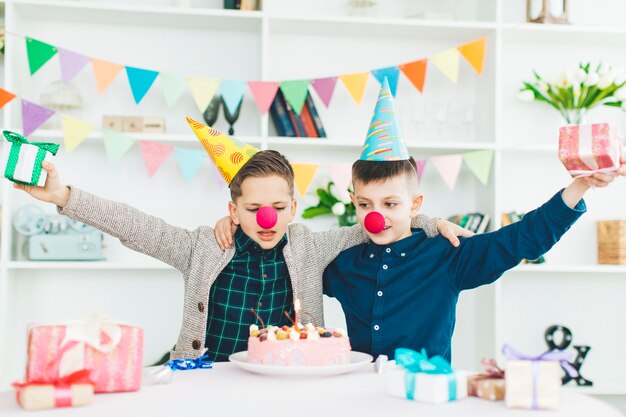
xmin=1 ymin=363 xmax=622 ymax=416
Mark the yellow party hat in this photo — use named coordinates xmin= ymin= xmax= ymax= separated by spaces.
xmin=186 ymin=117 xmax=259 ymax=185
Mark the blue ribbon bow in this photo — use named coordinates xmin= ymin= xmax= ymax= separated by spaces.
xmin=167 ymin=354 xmax=213 ymax=371
xmin=395 ymin=348 xmax=458 ymax=401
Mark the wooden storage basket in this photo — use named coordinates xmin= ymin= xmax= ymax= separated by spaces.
xmin=597 ymin=220 xmax=626 ymax=265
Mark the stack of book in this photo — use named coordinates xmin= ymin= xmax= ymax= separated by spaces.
xmin=501 ymin=211 xmax=545 ymax=264
xmin=269 ymin=90 xmax=327 ymax=138
xmin=447 ymin=212 xmax=491 ymax=234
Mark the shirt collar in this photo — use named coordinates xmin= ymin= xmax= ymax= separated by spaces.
xmin=367 ymin=228 xmax=427 ymax=257
xmin=234 ymin=227 xmax=288 ymax=254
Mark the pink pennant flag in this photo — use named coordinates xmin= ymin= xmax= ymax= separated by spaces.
xmin=328 ymin=163 xmax=352 ymax=193
xmin=58 ymin=48 xmax=90 ymax=84
xmin=415 ymin=159 xmax=427 ymax=183
xmin=248 ymin=81 xmax=279 ymax=115
xmin=211 ymin=164 xmax=227 ymax=189
xmin=430 ymin=154 xmax=463 ymax=190
xmin=22 ymin=100 xmax=55 ymax=136
xmin=311 ymin=77 xmax=337 ymax=108
xmin=139 ymin=140 xmax=174 ymax=177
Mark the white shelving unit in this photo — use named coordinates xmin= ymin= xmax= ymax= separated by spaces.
xmin=0 ymin=1 xmax=624 ymax=406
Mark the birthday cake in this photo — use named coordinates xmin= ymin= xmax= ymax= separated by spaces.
xmin=247 ymin=323 xmax=351 ymax=366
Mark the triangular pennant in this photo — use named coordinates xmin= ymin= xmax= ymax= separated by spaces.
xmin=339 ymin=72 xmax=369 ymax=105
xmin=160 ymin=73 xmax=188 ymax=108
xmin=0 ymin=89 xmax=17 ymax=108
xmin=457 ymin=37 xmax=487 ymax=75
xmin=463 ymin=149 xmax=494 ymax=185
xmin=26 ymin=37 xmax=58 ymax=76
xmin=371 ymin=67 xmax=400 ymax=96
xmin=415 ymin=159 xmax=427 ymax=183
xmin=175 ymin=147 xmax=206 ymax=182
xmin=125 ymin=66 xmax=159 ymax=104
xmin=21 ymin=100 xmax=55 ymax=136
xmin=311 ymin=77 xmax=337 ymax=108
xmin=399 ymin=59 xmax=428 ymax=93
xmin=102 ymin=129 xmax=135 ymax=164
xmin=248 ymin=81 xmax=279 ymax=115
xmin=210 ymin=163 xmax=227 ymax=189
xmin=430 ymin=154 xmax=463 ymax=190
xmin=91 ymin=59 xmax=123 ymax=94
xmin=280 ymin=80 xmax=311 ymax=115
xmin=430 ymin=49 xmax=460 ymax=84
xmin=58 ymin=48 xmax=90 ymax=84
xmin=220 ymin=80 xmax=247 ymax=115
xmin=139 ymin=141 xmax=174 ymax=177
xmin=292 ymin=163 xmax=319 ymax=197
xmin=328 ymin=163 xmax=352 ymax=193
xmin=187 ymin=76 xmax=219 ymax=112
xmin=62 ymin=115 xmax=95 ymax=153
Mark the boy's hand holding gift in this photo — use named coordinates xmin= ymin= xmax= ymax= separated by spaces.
xmin=13 ymin=161 xmax=71 ymax=208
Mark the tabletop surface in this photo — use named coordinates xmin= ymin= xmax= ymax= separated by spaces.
xmin=1 ymin=362 xmax=622 ymax=417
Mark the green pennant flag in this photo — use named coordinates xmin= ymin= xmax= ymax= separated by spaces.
xmin=280 ymin=80 xmax=311 ymax=115
xmin=26 ymin=37 xmax=58 ymax=75
xmin=103 ymin=129 xmax=135 ymax=164
xmin=463 ymin=150 xmax=494 ymax=185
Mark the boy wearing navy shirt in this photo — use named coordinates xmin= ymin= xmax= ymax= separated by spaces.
xmin=322 ymin=79 xmax=624 ymax=361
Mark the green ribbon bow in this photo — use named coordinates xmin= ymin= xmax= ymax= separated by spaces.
xmin=395 ymin=348 xmax=458 ymax=401
xmin=3 ymin=130 xmax=59 ymax=186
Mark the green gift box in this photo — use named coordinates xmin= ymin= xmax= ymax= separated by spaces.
xmin=1 ymin=130 xmax=59 ymax=187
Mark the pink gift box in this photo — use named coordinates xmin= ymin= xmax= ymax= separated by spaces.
xmin=26 ymin=318 xmax=143 ymax=393
xmin=559 ymin=123 xmax=623 ymax=178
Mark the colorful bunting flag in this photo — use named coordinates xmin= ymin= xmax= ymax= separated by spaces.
xmin=463 ymin=149 xmax=494 ymax=185
xmin=430 ymin=49 xmax=460 ymax=84
xmin=248 ymin=81 xmax=279 ymax=115
xmin=311 ymin=77 xmax=337 ymax=108
xmin=430 ymin=154 xmax=463 ymax=190
xmin=339 ymin=73 xmax=369 ymax=105
xmin=160 ymin=73 xmax=188 ymax=108
xmin=328 ymin=163 xmax=352 ymax=194
xmin=91 ymin=59 xmax=123 ymax=94
xmin=399 ymin=59 xmax=427 ymax=93
xmin=457 ymin=37 xmax=487 ymax=75
xmin=62 ymin=115 xmax=95 ymax=153
xmin=220 ymin=80 xmax=247 ymax=115
xmin=415 ymin=159 xmax=427 ymax=183
xmin=126 ymin=66 xmax=159 ymax=104
xmin=0 ymin=89 xmax=17 ymax=108
xmin=371 ymin=67 xmax=400 ymax=96
xmin=139 ymin=140 xmax=174 ymax=177
xmin=175 ymin=147 xmax=206 ymax=182
xmin=102 ymin=130 xmax=135 ymax=164
xmin=22 ymin=100 xmax=55 ymax=136
xmin=26 ymin=37 xmax=57 ymax=76
xmin=280 ymin=80 xmax=311 ymax=115
xmin=292 ymin=163 xmax=319 ymax=196
xmin=187 ymin=76 xmax=219 ymax=113
xmin=58 ymin=48 xmax=90 ymax=84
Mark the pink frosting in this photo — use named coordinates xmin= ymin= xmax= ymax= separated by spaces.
xmin=248 ymin=337 xmax=351 ymax=366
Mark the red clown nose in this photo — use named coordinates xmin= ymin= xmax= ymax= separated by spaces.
xmin=256 ymin=206 xmax=278 ymax=229
xmin=364 ymin=211 xmax=385 ymax=234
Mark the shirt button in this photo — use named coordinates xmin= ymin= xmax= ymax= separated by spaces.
xmin=198 ymin=302 xmax=205 ymax=313
xmin=370 ymin=254 xmax=374 ymax=258
xmin=382 ymin=264 xmax=388 ymax=270
xmin=377 ymin=291 xmax=383 ymax=297
xmin=401 ymin=253 xmax=406 ymax=257
xmin=386 ymin=248 xmax=391 ymax=253
xmin=262 ymin=274 xmax=267 ymax=278
xmin=192 ymin=340 xmax=201 ymax=350
xmin=374 ymin=325 xmax=380 ymax=331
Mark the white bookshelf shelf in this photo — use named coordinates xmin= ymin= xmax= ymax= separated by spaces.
xmin=502 ymin=22 xmax=626 ymax=45
xmin=267 ymin=136 xmax=497 ymax=151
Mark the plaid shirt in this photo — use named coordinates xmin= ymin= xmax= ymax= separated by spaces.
xmin=205 ymin=228 xmax=293 ymax=361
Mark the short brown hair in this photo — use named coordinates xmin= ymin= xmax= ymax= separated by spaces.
xmin=229 ymin=150 xmax=294 ymax=201
xmin=352 ymin=157 xmax=418 ymax=189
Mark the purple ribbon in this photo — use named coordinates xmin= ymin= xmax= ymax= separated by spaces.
xmin=502 ymin=344 xmax=578 ymax=409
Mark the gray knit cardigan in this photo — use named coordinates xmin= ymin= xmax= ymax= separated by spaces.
xmin=59 ymin=187 xmax=438 ymax=359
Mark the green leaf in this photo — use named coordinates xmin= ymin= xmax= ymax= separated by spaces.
xmin=604 ymin=101 xmax=623 ymax=107
xmin=301 ymin=206 xmax=332 ymax=219
xmin=316 ymin=188 xmax=337 ymax=207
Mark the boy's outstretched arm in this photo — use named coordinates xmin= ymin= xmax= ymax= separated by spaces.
xmin=14 ymin=162 xmax=198 ymax=273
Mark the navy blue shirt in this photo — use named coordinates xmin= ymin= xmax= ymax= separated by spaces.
xmin=323 ymin=191 xmax=586 ymax=361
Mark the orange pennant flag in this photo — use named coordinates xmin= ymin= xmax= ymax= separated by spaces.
xmin=457 ymin=37 xmax=487 ymax=75
xmin=339 ymin=72 xmax=369 ymax=105
xmin=0 ymin=88 xmax=17 ymax=108
xmin=91 ymin=59 xmax=124 ymax=94
xmin=399 ymin=59 xmax=427 ymax=93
